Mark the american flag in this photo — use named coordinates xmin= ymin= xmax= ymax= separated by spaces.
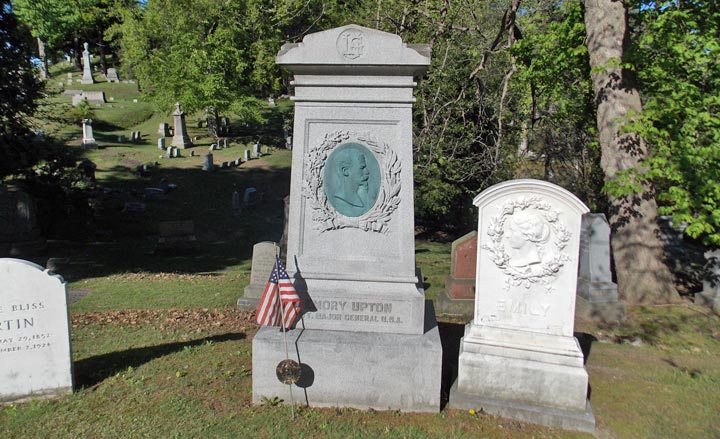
xmin=255 ymin=255 xmax=300 ymax=328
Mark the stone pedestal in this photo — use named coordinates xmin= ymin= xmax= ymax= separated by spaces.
xmin=170 ymin=102 xmax=192 ymax=149
xmin=252 ymin=25 xmax=442 ymax=412
xmin=253 ymin=301 xmax=442 ymax=412
xmin=80 ymin=42 xmax=94 ymax=84
xmin=449 ymin=180 xmax=595 ymax=433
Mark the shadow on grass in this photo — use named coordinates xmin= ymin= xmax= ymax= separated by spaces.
xmin=73 ymin=332 xmax=246 ymax=389
xmin=43 ymin=161 xmax=290 ymax=281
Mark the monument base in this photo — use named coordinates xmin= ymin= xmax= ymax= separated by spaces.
xmin=252 ymin=302 xmax=442 ymax=412
xmin=435 ymin=289 xmax=474 ymax=318
xmin=575 ymin=295 xmax=627 ymax=323
xmin=452 ymin=324 xmax=594 ymax=432
xmin=449 ymin=381 xmax=595 ymax=433
xmin=171 ymin=136 xmax=192 ymax=149
xmin=236 ymin=285 xmax=261 ymax=311
xmin=80 ymin=79 xmax=94 ymax=85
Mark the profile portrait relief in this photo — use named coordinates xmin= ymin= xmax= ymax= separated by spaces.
xmin=504 ymin=211 xmax=551 ymax=270
xmin=323 ymin=143 xmax=380 ymax=217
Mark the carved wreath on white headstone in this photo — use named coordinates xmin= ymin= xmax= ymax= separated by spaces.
xmin=303 ymin=131 xmax=401 ymax=233
xmin=482 ymin=196 xmax=571 ymax=291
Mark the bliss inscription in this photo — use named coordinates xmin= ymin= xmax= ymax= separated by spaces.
xmin=0 ymin=301 xmax=53 ymax=355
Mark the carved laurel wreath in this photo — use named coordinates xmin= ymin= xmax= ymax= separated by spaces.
xmin=303 ymin=131 xmax=401 ymax=233
xmin=482 ymin=196 xmax=571 ymax=291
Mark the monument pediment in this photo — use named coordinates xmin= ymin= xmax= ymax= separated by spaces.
xmin=277 ymin=24 xmax=430 ymax=70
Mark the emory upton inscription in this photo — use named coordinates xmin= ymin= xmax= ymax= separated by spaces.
xmin=304 ymin=300 xmax=403 ymax=324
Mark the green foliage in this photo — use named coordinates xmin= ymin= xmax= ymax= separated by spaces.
xmin=624 ymin=1 xmax=720 ymax=245
xmin=0 ymin=1 xmax=46 ymax=178
xmin=11 ymin=0 xmax=81 ymax=48
xmin=115 ymin=0 xmax=350 ymax=126
xmin=511 ymin=0 xmax=604 ymax=211
xmin=73 ymin=99 xmax=93 ymax=120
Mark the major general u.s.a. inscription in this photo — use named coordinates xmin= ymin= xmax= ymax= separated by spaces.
xmin=303 ymin=131 xmax=401 ymax=233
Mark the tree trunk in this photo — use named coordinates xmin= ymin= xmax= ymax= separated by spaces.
xmin=73 ymin=38 xmax=82 ymax=71
xmin=36 ymin=38 xmax=48 ymax=80
xmin=584 ymin=0 xmax=678 ymax=304
xmin=98 ymin=40 xmax=107 ymax=75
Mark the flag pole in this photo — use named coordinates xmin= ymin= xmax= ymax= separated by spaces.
xmin=275 ymin=244 xmax=295 ymax=420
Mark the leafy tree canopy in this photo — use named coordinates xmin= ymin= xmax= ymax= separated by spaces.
xmin=620 ymin=0 xmax=720 ymax=245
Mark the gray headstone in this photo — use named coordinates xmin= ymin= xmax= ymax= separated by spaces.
xmin=157 ymin=138 xmax=166 ymax=150
xmin=172 ymin=148 xmax=180 ymax=158
xmin=81 ymin=119 xmax=97 ymax=149
xmin=240 ymin=242 xmax=278 ymax=304
xmin=158 ymin=123 xmax=170 ymax=137
xmin=0 ymin=259 xmax=73 ymax=402
xmin=202 ymin=153 xmax=214 ymax=171
xmin=106 ymin=68 xmax=119 ymax=83
xmin=166 ymin=147 xmax=173 ymax=159
xmin=81 ymin=91 xmax=105 ymax=104
xmin=699 ymin=249 xmax=720 ymax=311
xmin=577 ymin=214 xmax=619 ymax=302
xmin=244 ymin=149 xmax=250 ymax=161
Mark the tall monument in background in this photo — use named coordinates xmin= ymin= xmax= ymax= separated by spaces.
xmin=252 ymin=24 xmax=442 ymax=412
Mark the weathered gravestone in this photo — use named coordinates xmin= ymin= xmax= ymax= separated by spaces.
xmin=170 ymin=102 xmax=192 ymax=149
xmin=449 ymin=179 xmax=595 ymax=433
xmin=81 ymin=91 xmax=105 ymax=104
xmin=157 ymin=123 xmax=170 ymax=137
xmin=80 ymin=42 xmax=94 ymax=84
xmin=0 ymin=190 xmax=45 ymax=256
xmin=436 ymin=231 xmax=477 ymax=317
xmin=81 ymin=119 xmax=97 ymax=149
xmin=252 ymin=24 xmax=442 ymax=412
xmin=105 ymin=67 xmax=119 ymax=83
xmin=237 ymin=242 xmax=279 ymax=310
xmin=699 ymin=249 xmax=720 ymax=311
xmin=202 ymin=153 xmax=214 ymax=171
xmin=244 ymin=149 xmax=250 ymax=161
xmin=575 ymin=213 xmax=626 ymax=322
xmin=0 ymin=259 xmax=73 ymax=402
xmin=157 ymin=138 xmax=166 ymax=150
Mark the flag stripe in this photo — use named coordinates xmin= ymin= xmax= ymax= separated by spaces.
xmin=255 ymin=255 xmax=301 ymax=328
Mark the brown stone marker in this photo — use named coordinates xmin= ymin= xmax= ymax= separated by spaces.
xmin=445 ymin=231 xmax=477 ymax=300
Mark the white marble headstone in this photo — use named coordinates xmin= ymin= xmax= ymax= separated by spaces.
xmin=473 ymin=180 xmax=588 ymax=336
xmin=451 ymin=179 xmax=595 ymax=432
xmin=0 ymin=259 xmax=73 ymax=402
